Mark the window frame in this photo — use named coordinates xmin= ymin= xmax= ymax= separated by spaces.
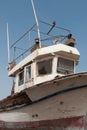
xmin=18 ymin=70 xmax=24 ymax=86
xmin=25 ymin=65 xmax=31 ymax=82
xmin=57 ymin=57 xmax=74 ymax=74
xmin=36 ymin=58 xmax=53 ymax=76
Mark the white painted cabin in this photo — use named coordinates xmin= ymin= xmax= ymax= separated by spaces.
xmin=8 ymin=38 xmax=80 ymax=93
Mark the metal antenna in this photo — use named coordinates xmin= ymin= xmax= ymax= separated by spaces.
xmin=31 ymin=0 xmax=41 ymax=48
xmin=6 ymin=23 xmax=10 ymax=64
xmin=47 ymin=21 xmax=56 ymax=35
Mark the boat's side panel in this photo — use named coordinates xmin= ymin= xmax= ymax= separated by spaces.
xmin=25 ymin=73 xmax=87 ymax=102
xmin=16 ymin=86 xmax=87 ymax=121
xmin=1 ymin=83 xmax=87 ymax=123
xmin=1 ymin=73 xmax=87 ymax=122
xmin=0 ymin=116 xmax=86 ymax=130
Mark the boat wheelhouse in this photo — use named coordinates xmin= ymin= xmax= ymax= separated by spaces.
xmin=8 ymin=21 xmax=80 ymax=93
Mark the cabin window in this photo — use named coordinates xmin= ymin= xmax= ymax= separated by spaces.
xmin=18 ymin=70 xmax=24 ymax=86
xmin=26 ymin=65 xmax=31 ymax=81
xmin=37 ymin=59 xmax=52 ymax=75
xmin=57 ymin=57 xmax=74 ymax=74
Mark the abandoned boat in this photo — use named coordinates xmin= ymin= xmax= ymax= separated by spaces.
xmin=0 ymin=1 xmax=87 ymax=129
xmin=0 ymin=19 xmax=87 ymax=130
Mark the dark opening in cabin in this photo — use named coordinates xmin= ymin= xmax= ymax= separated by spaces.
xmin=18 ymin=70 xmax=24 ymax=86
xmin=37 ymin=59 xmax=52 ymax=75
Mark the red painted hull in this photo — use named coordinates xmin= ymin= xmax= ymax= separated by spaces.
xmin=0 ymin=116 xmax=86 ymax=130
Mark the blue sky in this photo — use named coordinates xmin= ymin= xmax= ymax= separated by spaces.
xmin=0 ymin=0 xmax=87 ymax=99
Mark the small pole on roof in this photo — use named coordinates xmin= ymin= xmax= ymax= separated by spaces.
xmin=31 ymin=0 xmax=41 ymax=48
xmin=6 ymin=22 xmax=10 ymax=64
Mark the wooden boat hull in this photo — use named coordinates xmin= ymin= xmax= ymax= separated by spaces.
xmin=0 ymin=116 xmax=86 ymax=130
xmin=0 ymin=72 xmax=87 ymax=129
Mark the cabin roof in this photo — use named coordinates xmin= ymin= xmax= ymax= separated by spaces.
xmin=8 ymin=43 xmax=80 ymax=77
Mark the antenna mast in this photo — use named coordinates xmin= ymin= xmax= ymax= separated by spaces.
xmin=7 ymin=23 xmax=10 ymax=64
xmin=31 ymin=0 xmax=41 ymax=48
